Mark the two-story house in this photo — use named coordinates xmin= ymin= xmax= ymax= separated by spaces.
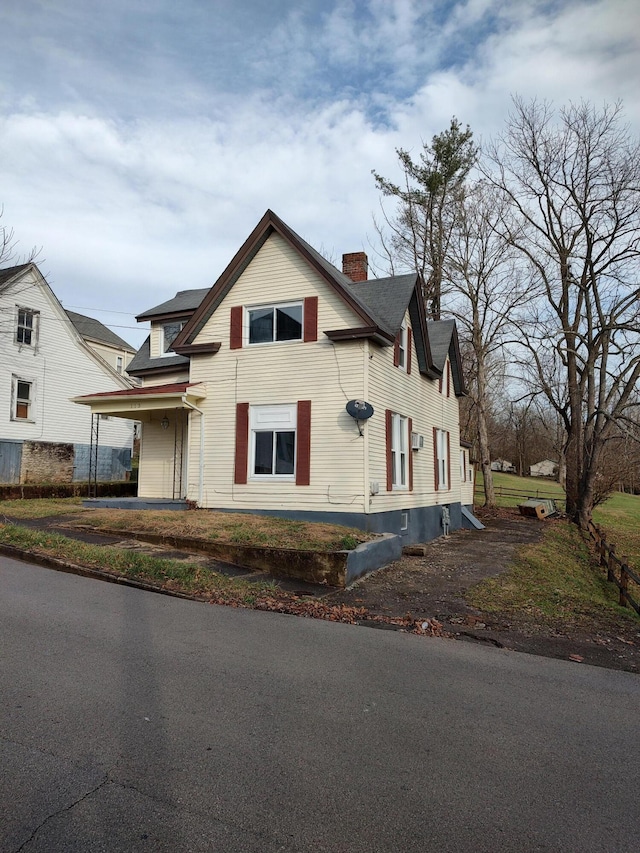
xmin=0 ymin=263 xmax=135 ymax=484
xmin=75 ymin=211 xmax=475 ymax=542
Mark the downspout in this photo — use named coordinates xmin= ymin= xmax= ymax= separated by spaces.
xmin=182 ymin=396 xmax=205 ymax=507
xmin=363 ymin=340 xmax=370 ymax=515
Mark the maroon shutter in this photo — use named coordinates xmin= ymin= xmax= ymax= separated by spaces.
xmin=230 ymin=306 xmax=243 ymax=350
xmin=408 ymin=417 xmax=413 ymax=492
xmin=303 ymin=297 xmax=318 ymax=343
xmin=407 ymin=328 xmax=412 ymax=375
xmin=234 ymin=403 xmax=249 ymax=484
xmin=446 ymin=431 xmax=451 ymax=490
xmin=433 ymin=427 xmax=439 ymax=491
xmin=296 ymin=400 xmax=311 ymax=485
xmin=438 ymin=376 xmax=443 ymax=394
xmin=393 ymin=336 xmax=400 ymax=367
xmin=386 ymin=410 xmax=393 ymax=491
xmin=447 ymin=361 xmax=451 ymax=397
xmin=462 ymin=450 xmax=466 ymax=482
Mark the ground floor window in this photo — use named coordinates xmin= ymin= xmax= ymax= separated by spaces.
xmin=435 ymin=428 xmax=450 ymax=490
xmin=12 ymin=376 xmax=34 ymax=421
xmin=250 ymin=404 xmax=297 ymax=479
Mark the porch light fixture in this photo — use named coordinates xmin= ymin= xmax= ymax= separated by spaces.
xmin=161 ymin=415 xmax=170 ymax=430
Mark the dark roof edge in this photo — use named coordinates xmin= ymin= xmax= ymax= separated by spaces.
xmin=172 ymin=210 xmax=380 ymax=350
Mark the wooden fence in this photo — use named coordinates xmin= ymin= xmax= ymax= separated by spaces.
xmin=474 ymin=483 xmax=564 ymax=502
xmin=587 ymin=522 xmax=640 ymax=616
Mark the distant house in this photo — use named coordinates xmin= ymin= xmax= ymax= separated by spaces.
xmin=530 ymin=459 xmax=557 ymax=478
xmin=65 ymin=310 xmax=136 ymax=376
xmin=0 ymin=263 xmax=134 ymax=484
xmin=491 ymin=459 xmax=515 ymax=473
xmin=76 ymin=210 xmax=477 ymax=543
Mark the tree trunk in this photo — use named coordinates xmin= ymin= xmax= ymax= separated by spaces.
xmin=475 ymin=347 xmax=495 ymax=507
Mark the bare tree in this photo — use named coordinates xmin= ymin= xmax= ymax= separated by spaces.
xmin=485 ymin=99 xmax=640 ymax=528
xmin=372 ymin=118 xmax=477 ymax=318
xmin=446 ymin=182 xmax=531 ymax=506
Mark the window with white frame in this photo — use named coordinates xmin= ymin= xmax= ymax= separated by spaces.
xmin=250 ymin=404 xmax=296 ymax=478
xmin=16 ymin=307 xmax=39 ymax=347
xmin=398 ymin=324 xmax=407 ymax=370
xmin=435 ymin=428 xmax=449 ymax=490
xmin=391 ymin=413 xmax=408 ymax=489
xmin=116 ymin=356 xmax=124 ymax=374
xmin=460 ymin=449 xmax=466 ymax=482
xmin=247 ymin=302 xmax=302 ymax=345
xmin=12 ymin=376 xmax=34 ymax=421
xmin=161 ymin=321 xmax=184 ymax=355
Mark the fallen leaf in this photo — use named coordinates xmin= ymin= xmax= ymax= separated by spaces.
xmin=569 ymin=654 xmax=584 ymax=662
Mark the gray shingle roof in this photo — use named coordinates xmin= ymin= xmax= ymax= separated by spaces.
xmin=136 ymin=288 xmax=209 ymax=320
xmin=65 ymin=310 xmax=135 ymax=352
xmin=346 ymin=274 xmax=418 ymax=336
xmin=126 ymin=335 xmax=190 ymax=376
xmin=0 ymin=263 xmax=31 ymax=289
xmin=427 ymin=319 xmax=456 ymax=372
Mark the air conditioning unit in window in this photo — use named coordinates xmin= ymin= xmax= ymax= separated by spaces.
xmin=411 ymin=432 xmax=424 ymax=450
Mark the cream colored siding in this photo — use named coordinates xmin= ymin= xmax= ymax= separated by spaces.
xmin=186 ymin=233 xmax=368 ymax=511
xmin=367 ymin=310 xmax=462 ymax=513
xmin=0 ymin=268 xmax=132 ymax=450
xmin=141 ymin=370 xmax=190 ymax=387
xmin=138 ymin=421 xmax=181 ymax=497
xmin=84 ymin=340 xmax=134 ymax=373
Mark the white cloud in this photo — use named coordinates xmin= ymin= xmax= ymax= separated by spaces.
xmin=0 ymin=0 xmax=638 ymax=350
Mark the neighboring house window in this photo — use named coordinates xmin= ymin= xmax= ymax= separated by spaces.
xmin=247 ymin=303 xmax=303 ymax=345
xmin=116 ymin=356 xmax=123 ymax=374
xmin=434 ymin=428 xmax=450 ymax=491
xmin=16 ymin=307 xmax=39 ymax=347
xmin=460 ymin=449 xmax=467 ymax=482
xmin=12 ymin=376 xmax=34 ymax=421
xmin=161 ymin=322 xmax=184 ymax=355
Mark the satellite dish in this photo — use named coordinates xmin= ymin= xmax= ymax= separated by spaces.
xmin=346 ymin=399 xmax=374 ymax=420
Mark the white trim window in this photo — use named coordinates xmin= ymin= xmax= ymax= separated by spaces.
xmin=12 ymin=376 xmax=34 ymax=421
xmin=460 ymin=449 xmax=466 ymax=483
xmin=391 ymin=413 xmax=408 ymax=489
xmin=16 ymin=307 xmax=39 ymax=347
xmin=436 ymin=428 xmax=449 ymax=490
xmin=161 ymin=321 xmax=184 ymax=355
xmin=250 ymin=404 xmax=296 ymax=479
xmin=398 ymin=324 xmax=407 ymax=370
xmin=247 ymin=302 xmax=302 ymax=345
xmin=116 ymin=356 xmax=124 ymax=374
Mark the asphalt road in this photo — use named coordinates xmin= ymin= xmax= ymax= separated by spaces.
xmin=2 ymin=555 xmax=640 ymax=853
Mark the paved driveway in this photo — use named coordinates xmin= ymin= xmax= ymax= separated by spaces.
xmin=2 ymin=555 xmax=640 ymax=852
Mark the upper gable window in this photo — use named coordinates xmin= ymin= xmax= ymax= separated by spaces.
xmin=247 ymin=302 xmax=302 ymax=345
xmin=398 ymin=324 xmax=407 ymax=370
xmin=161 ymin=321 xmax=184 ymax=356
xmin=16 ymin=307 xmax=39 ymax=347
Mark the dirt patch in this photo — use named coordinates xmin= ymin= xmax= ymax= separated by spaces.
xmin=329 ymin=509 xmax=640 ymax=674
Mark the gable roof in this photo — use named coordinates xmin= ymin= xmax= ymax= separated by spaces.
xmin=65 ymin=310 xmax=135 ymax=352
xmin=125 ymin=335 xmax=190 ymax=377
xmin=172 ymin=209 xmax=402 ymax=351
xmin=0 ymin=263 xmax=33 ymax=290
xmin=427 ymin=319 xmax=466 ymax=395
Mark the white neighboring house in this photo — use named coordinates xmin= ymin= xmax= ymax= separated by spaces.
xmin=0 ymin=263 xmax=135 ymax=484
xmin=491 ymin=459 xmax=515 ymax=473
xmin=530 ymin=459 xmax=558 ymax=478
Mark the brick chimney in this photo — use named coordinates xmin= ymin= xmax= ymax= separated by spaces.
xmin=342 ymin=251 xmax=368 ymax=282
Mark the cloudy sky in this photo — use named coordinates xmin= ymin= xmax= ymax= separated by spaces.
xmin=0 ymin=0 xmax=638 ymax=348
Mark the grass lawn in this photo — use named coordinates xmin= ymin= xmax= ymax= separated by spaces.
xmin=0 ymin=499 xmax=369 ymax=552
xmin=471 ymin=470 xmax=640 ymax=625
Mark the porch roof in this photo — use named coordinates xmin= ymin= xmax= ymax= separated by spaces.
xmin=72 ymin=382 xmax=206 ymax=420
